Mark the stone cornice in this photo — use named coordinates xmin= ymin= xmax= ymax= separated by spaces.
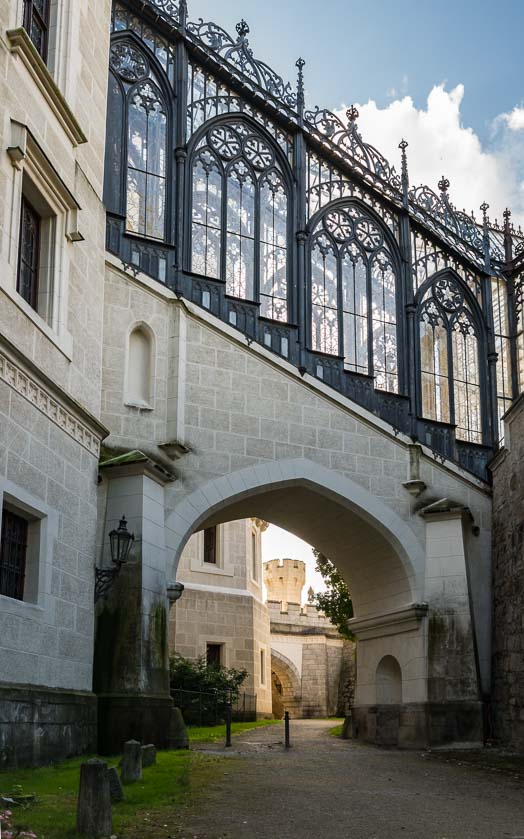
xmin=7 ymin=28 xmax=87 ymax=147
xmin=349 ymin=603 xmax=428 ymax=641
xmin=0 ymin=341 xmax=107 ymax=455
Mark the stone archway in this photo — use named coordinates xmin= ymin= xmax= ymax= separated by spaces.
xmin=271 ymin=649 xmax=302 ymax=719
xmin=163 ymin=456 xmax=484 ymax=747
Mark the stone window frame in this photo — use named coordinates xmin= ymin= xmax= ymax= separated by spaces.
xmin=189 ymin=524 xmax=233 ymax=578
xmin=0 ymin=478 xmax=58 ymax=615
xmin=6 ymin=121 xmax=83 ymax=359
xmin=249 ymin=521 xmax=260 ymax=586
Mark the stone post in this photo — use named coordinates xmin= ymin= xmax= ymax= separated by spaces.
xmin=121 ymin=740 xmax=142 ymax=783
xmin=94 ymin=460 xmax=176 ymax=755
xmin=76 ymin=759 xmax=112 ymax=837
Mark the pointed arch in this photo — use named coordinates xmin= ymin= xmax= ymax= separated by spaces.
xmin=308 ymin=200 xmax=402 ymax=392
xmin=415 ymin=269 xmax=486 ymax=443
xmin=105 ymin=32 xmax=173 ymax=243
xmin=187 ymin=115 xmax=293 ymax=320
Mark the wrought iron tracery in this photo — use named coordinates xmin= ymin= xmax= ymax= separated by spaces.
xmin=304 ymin=106 xmax=402 ymax=200
xmin=187 ymin=18 xmax=297 ymax=109
xmin=190 ymin=118 xmax=290 ymax=321
xmin=310 ymin=204 xmax=400 ymax=393
xmin=418 ymin=274 xmax=483 ymax=445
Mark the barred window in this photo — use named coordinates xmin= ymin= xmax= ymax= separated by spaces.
xmin=23 ymin=0 xmax=50 ymax=62
xmin=0 ymin=509 xmax=28 ymax=601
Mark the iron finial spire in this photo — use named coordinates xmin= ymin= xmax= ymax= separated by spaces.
xmin=296 ymin=57 xmax=305 ymax=119
xmin=346 ymin=105 xmax=359 ymax=125
xmin=179 ymin=0 xmax=188 ymax=29
xmin=480 ymin=203 xmax=491 ymax=272
xmin=503 ymin=207 xmax=513 ymax=263
xmin=399 ymin=139 xmax=409 ymax=207
xmin=438 ymin=175 xmax=450 ymax=196
xmin=236 ymin=19 xmax=250 ymax=40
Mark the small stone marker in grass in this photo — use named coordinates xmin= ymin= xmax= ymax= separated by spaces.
xmin=76 ymin=759 xmax=112 ymax=837
xmin=107 ymin=767 xmax=124 ymax=803
xmin=121 ymin=740 xmax=142 ymax=783
xmin=141 ymin=744 xmax=157 ymax=768
xmin=169 ymin=707 xmax=189 ymax=749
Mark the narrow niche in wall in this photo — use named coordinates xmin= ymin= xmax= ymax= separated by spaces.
xmin=376 ymin=655 xmax=402 ymax=705
xmin=125 ymin=324 xmax=154 ymax=409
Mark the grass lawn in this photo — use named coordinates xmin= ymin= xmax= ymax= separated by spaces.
xmin=0 ymin=720 xmax=278 ymax=838
xmin=189 ymin=718 xmax=280 ymax=743
xmin=329 ymin=723 xmax=344 ymax=737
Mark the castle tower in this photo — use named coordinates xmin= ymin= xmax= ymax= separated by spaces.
xmin=264 ymin=559 xmax=306 ymax=610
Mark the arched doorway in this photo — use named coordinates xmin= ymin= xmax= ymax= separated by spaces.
xmin=270 ymin=650 xmax=302 ymax=719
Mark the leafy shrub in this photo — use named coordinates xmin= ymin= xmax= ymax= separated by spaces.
xmin=169 ymin=653 xmax=248 ymax=725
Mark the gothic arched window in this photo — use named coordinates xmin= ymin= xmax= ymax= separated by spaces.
xmin=107 ymin=40 xmax=169 ymax=241
xmin=418 ymin=275 xmax=482 ymax=444
xmin=310 ymin=205 xmax=399 ymax=393
xmin=190 ymin=121 xmax=289 ymax=321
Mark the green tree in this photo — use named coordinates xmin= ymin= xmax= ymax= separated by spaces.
xmin=313 ymin=549 xmax=354 ymax=640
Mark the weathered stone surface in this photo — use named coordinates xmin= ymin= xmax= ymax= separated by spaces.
xmin=141 ymin=744 xmax=156 ymax=768
xmin=0 ymin=685 xmax=96 ymax=770
xmin=121 ymin=740 xmax=142 ymax=784
xmin=491 ymin=395 xmax=524 ymax=751
xmin=169 ymin=708 xmax=189 ymax=750
xmin=76 ymin=759 xmax=112 ymax=838
xmin=107 ymin=766 xmax=124 ymax=803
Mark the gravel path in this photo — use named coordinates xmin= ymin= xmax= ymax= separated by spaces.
xmin=182 ymin=720 xmax=524 ymax=839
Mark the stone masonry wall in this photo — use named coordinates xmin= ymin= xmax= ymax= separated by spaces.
xmin=491 ymin=395 xmax=524 ymax=750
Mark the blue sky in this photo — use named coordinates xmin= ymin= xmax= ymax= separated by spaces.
xmin=189 ymin=0 xmax=523 ymax=143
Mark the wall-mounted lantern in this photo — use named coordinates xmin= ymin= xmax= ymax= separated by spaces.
xmin=95 ymin=516 xmax=135 ymax=603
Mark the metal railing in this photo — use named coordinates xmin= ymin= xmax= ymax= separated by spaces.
xmin=171 ymin=687 xmax=257 ymax=726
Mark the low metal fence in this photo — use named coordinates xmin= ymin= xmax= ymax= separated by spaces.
xmin=171 ymin=687 xmax=257 ymax=726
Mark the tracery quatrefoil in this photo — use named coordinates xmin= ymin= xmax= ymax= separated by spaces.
xmin=244 ymin=136 xmax=273 ymax=170
xmin=110 ymin=43 xmax=148 ymax=83
xmin=354 ymin=219 xmax=382 ymax=250
xmin=209 ymin=126 xmax=241 ymax=160
xmin=324 ymin=211 xmax=352 ymax=242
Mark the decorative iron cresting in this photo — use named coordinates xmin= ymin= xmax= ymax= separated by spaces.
xmin=140 ymin=0 xmax=521 ymax=268
xmin=304 ymin=105 xmax=402 ymax=198
xmin=186 ymin=18 xmax=297 ymax=109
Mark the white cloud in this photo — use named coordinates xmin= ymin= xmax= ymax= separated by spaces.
xmin=337 ymin=84 xmax=524 ymax=227
xmin=503 ymin=106 xmax=524 ymax=132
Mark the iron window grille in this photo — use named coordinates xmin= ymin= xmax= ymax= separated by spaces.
xmin=0 ymin=510 xmax=29 ymax=601
xmin=17 ymin=197 xmax=41 ymax=311
xmin=23 ymin=0 xmax=50 ymax=63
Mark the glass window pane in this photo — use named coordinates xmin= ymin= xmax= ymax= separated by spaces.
xmin=260 ymin=173 xmax=288 ymax=322
xmin=191 ymin=154 xmax=222 ymax=279
xmin=126 ymin=80 xmax=167 ymax=240
xmin=311 ymin=237 xmax=338 ymax=355
xmin=225 ymin=164 xmax=255 ymax=300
